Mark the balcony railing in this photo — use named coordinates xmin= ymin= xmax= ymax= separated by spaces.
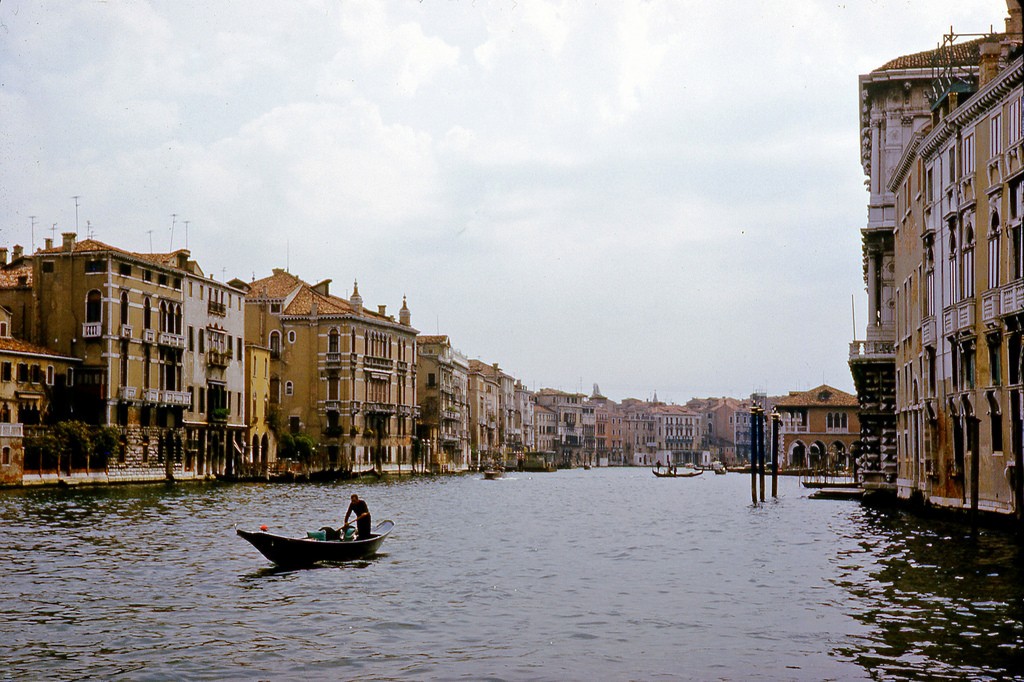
xmin=207 ymin=350 xmax=230 ymax=368
xmin=162 ymin=390 xmax=192 ymax=406
xmin=207 ymin=300 xmax=227 ymax=317
xmin=442 ymin=409 xmax=461 ymax=421
xmin=159 ymin=331 xmax=186 ymax=349
xmin=364 ymin=356 xmax=393 ymax=371
xmin=120 ymin=324 xmax=133 ymax=339
xmin=397 ymin=361 xmax=409 ymax=372
xmin=325 ymin=352 xmax=342 ymax=366
xmin=119 ymin=386 xmax=138 ymax=401
xmin=921 ymin=316 xmax=936 ymax=346
xmin=324 ymin=399 xmax=341 ymax=412
xmin=143 ymin=388 xmax=161 ymax=403
xmin=143 ymin=328 xmax=157 ymax=344
xmin=1000 ymin=279 xmax=1024 ymax=318
xmin=363 ymin=401 xmax=396 ymax=415
xmin=0 ymin=423 xmax=24 ymax=438
xmin=82 ymin=322 xmax=102 ymax=338
xmin=982 ymin=289 xmax=1001 ymax=323
xmin=849 ymin=340 xmax=895 ymax=361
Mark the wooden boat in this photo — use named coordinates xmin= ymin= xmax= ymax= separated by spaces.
xmin=237 ymin=520 xmax=395 ymax=567
xmin=652 ymin=468 xmax=703 ymax=478
xmin=482 ymin=470 xmax=503 ymax=480
xmin=809 ymin=488 xmax=864 ymax=500
xmin=801 ymin=479 xmax=860 ymax=489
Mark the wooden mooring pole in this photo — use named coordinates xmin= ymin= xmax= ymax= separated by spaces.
xmin=750 ymin=406 xmax=758 ymax=505
xmin=758 ymin=407 xmax=766 ymax=503
xmin=771 ymin=411 xmax=779 ymax=498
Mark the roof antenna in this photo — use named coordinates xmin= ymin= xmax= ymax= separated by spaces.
xmin=169 ymin=213 xmax=177 ymax=251
xmin=147 ymin=229 xmax=154 ymax=252
xmin=29 ymin=216 xmax=36 ymax=253
xmin=184 ymin=220 xmax=190 ymax=250
xmin=72 ymin=195 xmax=81 ymax=235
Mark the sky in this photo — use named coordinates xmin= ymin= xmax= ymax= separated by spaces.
xmin=0 ymin=1 xmax=1010 ymax=404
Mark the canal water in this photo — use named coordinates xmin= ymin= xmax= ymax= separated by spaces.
xmin=2 ymin=469 xmax=1022 ymax=681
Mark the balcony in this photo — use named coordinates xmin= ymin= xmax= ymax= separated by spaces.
xmin=0 ymin=423 xmax=24 ymax=438
xmin=162 ymin=390 xmax=192 ymax=406
xmin=1000 ymin=280 xmax=1024 ymax=318
xmin=142 ymin=388 xmax=161 ymax=403
xmin=981 ymin=289 xmax=1001 ymax=324
xmin=324 ymin=399 xmax=341 ymax=412
xmin=397 ymin=361 xmax=409 ymax=372
xmin=364 ymin=356 xmax=393 ymax=371
xmin=82 ymin=322 xmax=102 ymax=338
xmin=120 ymin=324 xmax=133 ymax=339
xmin=921 ymin=316 xmax=936 ymax=346
xmin=207 ymin=300 xmax=227 ymax=317
xmin=119 ymin=386 xmax=138 ymax=401
xmin=442 ymin=409 xmax=461 ymax=421
xmin=849 ymin=339 xmax=895 ymax=361
xmin=143 ymin=328 xmax=157 ymax=344
xmin=325 ymin=352 xmax=342 ymax=367
xmin=159 ymin=331 xmax=186 ymax=349
xmin=363 ymin=401 xmax=396 ymax=415
xmin=207 ymin=350 xmax=230 ymax=368
xmin=942 ymin=299 xmax=975 ymax=336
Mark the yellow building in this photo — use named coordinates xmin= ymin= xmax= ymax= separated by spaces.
xmin=0 ymin=234 xmax=246 ymax=482
xmin=853 ymin=4 xmax=1024 ymax=518
xmin=242 ymin=270 xmax=418 ymax=474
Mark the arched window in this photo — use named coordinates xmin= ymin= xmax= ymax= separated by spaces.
xmin=269 ymin=331 xmax=281 ymax=358
xmin=989 ymin=212 xmax=1001 ymax=290
xmin=86 ymin=290 xmax=102 ymax=323
xmin=288 ymin=330 xmax=296 ymax=344
xmin=962 ymin=224 xmax=975 ymax=299
xmin=285 ymin=381 xmax=294 ymax=396
xmin=328 ymin=329 xmax=340 ymax=354
xmin=120 ymin=291 xmax=130 ymax=326
xmin=949 ymin=232 xmax=959 ymax=302
xmin=144 ymin=298 xmax=152 ymax=330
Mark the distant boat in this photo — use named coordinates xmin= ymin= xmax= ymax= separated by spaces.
xmin=483 ymin=470 xmax=503 ymax=480
xmin=809 ymin=488 xmax=864 ymax=500
xmin=237 ymin=520 xmax=394 ymax=567
xmin=652 ymin=468 xmax=703 ymax=478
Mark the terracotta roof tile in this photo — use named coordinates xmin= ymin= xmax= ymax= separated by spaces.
xmin=0 ymin=263 xmax=33 ymax=288
xmin=875 ymin=35 xmax=995 ymax=72
xmin=773 ymin=384 xmax=857 ymax=408
xmin=0 ymin=336 xmax=78 ymax=360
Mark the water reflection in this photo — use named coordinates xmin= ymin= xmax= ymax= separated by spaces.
xmin=833 ymin=507 xmax=1024 ymax=680
xmin=2 ymin=473 xmax=1023 ymax=680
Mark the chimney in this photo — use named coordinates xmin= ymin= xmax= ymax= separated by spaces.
xmin=44 ymin=238 xmax=53 ymax=250
xmin=1007 ymin=0 xmax=1022 ymax=36
xmin=378 ymin=304 xmax=387 ymax=316
xmin=312 ymin=279 xmax=331 ymax=296
xmin=0 ymin=248 xmax=7 ymax=266
xmin=978 ymin=41 xmax=1001 ymax=87
xmin=62 ymin=232 xmax=76 ymax=252
xmin=12 ymin=245 xmax=23 ymax=260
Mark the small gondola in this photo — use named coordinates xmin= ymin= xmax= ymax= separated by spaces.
xmin=237 ymin=520 xmax=395 ymax=567
xmin=651 ymin=468 xmax=703 ymax=478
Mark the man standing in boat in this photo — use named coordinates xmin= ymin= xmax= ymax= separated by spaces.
xmin=344 ymin=494 xmax=372 ymax=540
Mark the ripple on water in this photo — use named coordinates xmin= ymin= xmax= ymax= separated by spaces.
xmin=1 ymin=473 xmax=1022 ymax=680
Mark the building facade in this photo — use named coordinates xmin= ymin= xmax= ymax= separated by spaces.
xmin=243 ymin=272 xmax=419 ymax=474
xmin=853 ymin=4 xmax=1024 ymax=518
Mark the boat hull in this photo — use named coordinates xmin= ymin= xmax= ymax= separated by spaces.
xmin=237 ymin=520 xmax=394 ymax=567
xmin=651 ymin=469 xmax=703 ymax=478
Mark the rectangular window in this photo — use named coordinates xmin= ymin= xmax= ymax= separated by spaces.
xmin=1010 ymin=96 xmax=1022 ymax=144
xmin=990 ymin=339 xmax=1002 ymax=387
xmin=963 ymin=133 xmax=975 ymax=174
xmin=237 ymin=337 xmax=242 ymax=359
xmin=41 ymin=261 xmax=54 ymax=273
xmin=991 ymin=113 xmax=1003 ymax=157
xmin=1 ymin=363 xmax=9 ymax=381
xmin=17 ymin=364 xmax=28 ymax=382
xmin=188 ymin=326 xmax=194 ymax=351
xmin=119 ymin=263 xmax=132 ymax=277
xmin=989 ymin=237 xmax=1000 ymax=289
xmin=85 ymin=260 xmax=105 ymax=273
xmin=143 ymin=270 xmax=152 ymax=282
xmin=199 ymin=387 xmax=205 ymax=413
